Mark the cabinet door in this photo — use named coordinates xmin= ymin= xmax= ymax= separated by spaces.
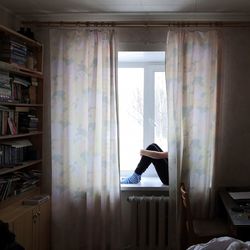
xmin=33 ymin=206 xmax=40 ymax=250
xmin=12 ymin=209 xmax=33 ymax=250
xmin=38 ymin=200 xmax=51 ymax=250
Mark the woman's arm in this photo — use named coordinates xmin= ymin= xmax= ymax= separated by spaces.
xmin=140 ymin=149 xmax=168 ymax=159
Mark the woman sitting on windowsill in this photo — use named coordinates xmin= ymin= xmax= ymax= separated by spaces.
xmin=120 ymin=143 xmax=168 ymax=185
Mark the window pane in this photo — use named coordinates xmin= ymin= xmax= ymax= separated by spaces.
xmin=118 ymin=68 xmax=144 ymax=171
xmin=154 ymin=72 xmax=168 ymax=151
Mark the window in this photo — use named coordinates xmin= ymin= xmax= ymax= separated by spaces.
xmin=118 ymin=52 xmax=167 ymax=177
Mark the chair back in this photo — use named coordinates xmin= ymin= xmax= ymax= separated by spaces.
xmin=180 ymin=183 xmax=195 ymax=239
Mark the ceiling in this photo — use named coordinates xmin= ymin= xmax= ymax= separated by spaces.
xmin=1 ymin=0 xmax=250 ymax=21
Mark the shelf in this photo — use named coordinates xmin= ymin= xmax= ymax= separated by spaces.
xmin=0 ymin=25 xmax=42 ymax=48
xmin=0 ymin=131 xmax=43 ymax=140
xmin=0 ymin=61 xmax=43 ymax=79
xmin=0 ymin=187 xmax=40 ymax=210
xmin=11 ymin=63 xmax=43 ymax=77
xmin=0 ymin=160 xmax=42 ymax=175
xmin=0 ymin=102 xmax=43 ymax=107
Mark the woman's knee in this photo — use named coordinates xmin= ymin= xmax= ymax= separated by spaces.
xmin=146 ymin=143 xmax=159 ymax=151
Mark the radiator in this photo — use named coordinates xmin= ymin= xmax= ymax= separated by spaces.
xmin=127 ymin=196 xmax=169 ymax=250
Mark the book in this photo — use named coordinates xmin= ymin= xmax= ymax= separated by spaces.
xmin=229 ymin=192 xmax=250 ymax=200
xmin=31 ymin=77 xmax=38 ymax=87
xmin=2 ymin=110 xmax=8 ymax=135
xmin=29 ymin=86 xmax=36 ymax=104
xmin=0 ymin=140 xmax=33 ymax=166
xmin=7 ymin=117 xmax=17 ymax=135
xmin=15 ymin=106 xmax=29 ymax=112
xmin=22 ymin=194 xmax=49 ymax=205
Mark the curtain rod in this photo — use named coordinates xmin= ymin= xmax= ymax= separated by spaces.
xmin=22 ymin=21 xmax=250 ymax=28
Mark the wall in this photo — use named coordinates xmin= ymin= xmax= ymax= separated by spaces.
xmin=117 ymin=27 xmax=166 ymax=51
xmin=215 ymin=28 xmax=250 ymax=188
xmin=0 ymin=5 xmax=21 ymax=29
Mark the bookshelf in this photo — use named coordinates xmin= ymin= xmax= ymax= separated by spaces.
xmin=0 ymin=160 xmax=42 ymax=175
xmin=0 ymin=24 xmax=44 ymax=204
xmin=0 ymin=24 xmax=50 ymax=250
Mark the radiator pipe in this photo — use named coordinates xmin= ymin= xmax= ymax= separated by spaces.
xmin=127 ymin=195 xmax=169 ymax=202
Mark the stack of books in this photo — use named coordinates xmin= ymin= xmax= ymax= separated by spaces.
xmin=14 ymin=170 xmax=41 ymax=194
xmin=12 ymin=75 xmax=31 ymax=88
xmin=0 ymin=69 xmax=38 ymax=105
xmin=0 ymin=106 xmax=40 ymax=136
xmin=0 ymin=169 xmax=42 ymax=200
xmin=0 ymin=174 xmax=20 ymax=201
xmin=0 ymin=139 xmax=33 ymax=167
xmin=18 ymin=111 xmax=39 ymax=133
xmin=0 ymin=39 xmax=27 ymax=67
xmin=0 ymin=70 xmax=12 ymax=102
xmin=12 ymin=75 xmax=31 ymax=103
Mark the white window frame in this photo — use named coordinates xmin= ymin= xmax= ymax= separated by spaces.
xmin=118 ymin=61 xmax=166 ymax=177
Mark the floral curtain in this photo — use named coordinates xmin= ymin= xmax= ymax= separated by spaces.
xmin=50 ymin=28 xmax=121 ymax=250
xmin=165 ymin=30 xmax=220 ymax=249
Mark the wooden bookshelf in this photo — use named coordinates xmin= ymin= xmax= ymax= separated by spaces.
xmin=0 ymin=24 xmax=50 ymax=250
xmin=0 ymin=24 xmax=44 ymax=203
xmin=0 ymin=61 xmax=43 ymax=78
xmin=0 ymin=160 xmax=42 ymax=175
xmin=0 ymin=131 xmax=43 ymax=140
xmin=0 ymin=187 xmax=40 ymax=210
xmin=0 ymin=102 xmax=43 ymax=107
xmin=0 ymin=25 xmax=42 ymax=48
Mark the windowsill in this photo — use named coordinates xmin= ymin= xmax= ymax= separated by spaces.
xmin=120 ymin=177 xmax=169 ymax=191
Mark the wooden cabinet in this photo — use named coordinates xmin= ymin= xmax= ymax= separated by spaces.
xmin=0 ymin=199 xmax=51 ymax=250
xmin=38 ymin=200 xmax=51 ymax=250
xmin=12 ymin=207 xmax=33 ymax=250
xmin=0 ymin=24 xmax=50 ymax=249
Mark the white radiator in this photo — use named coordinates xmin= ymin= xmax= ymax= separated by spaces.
xmin=127 ymin=196 xmax=169 ymax=250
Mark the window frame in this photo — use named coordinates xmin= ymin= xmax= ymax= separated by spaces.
xmin=118 ymin=60 xmax=166 ymax=177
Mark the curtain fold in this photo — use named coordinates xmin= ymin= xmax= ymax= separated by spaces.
xmin=50 ymin=28 xmax=121 ymax=250
xmin=166 ymin=29 xmax=220 ymax=250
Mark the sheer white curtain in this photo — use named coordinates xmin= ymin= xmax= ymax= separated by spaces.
xmin=165 ymin=30 xmax=220 ymax=250
xmin=50 ymin=28 xmax=121 ymax=250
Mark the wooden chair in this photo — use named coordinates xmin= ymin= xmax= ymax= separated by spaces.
xmin=180 ymin=183 xmax=231 ymax=248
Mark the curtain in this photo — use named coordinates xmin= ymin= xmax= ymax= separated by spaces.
xmin=166 ymin=30 xmax=220 ymax=249
xmin=50 ymin=29 xmax=121 ymax=250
